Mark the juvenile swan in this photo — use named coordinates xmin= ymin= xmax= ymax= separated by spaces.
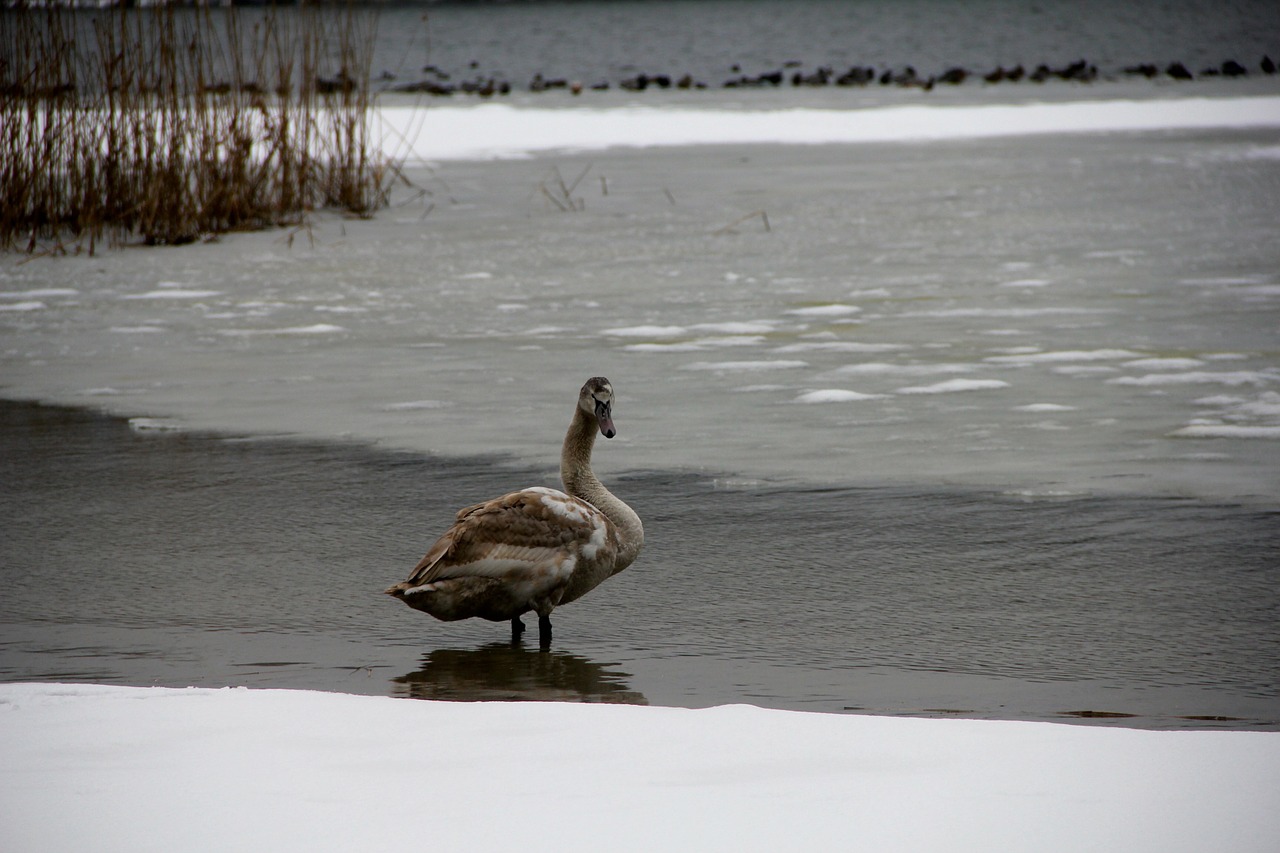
xmin=385 ymin=377 xmax=644 ymax=645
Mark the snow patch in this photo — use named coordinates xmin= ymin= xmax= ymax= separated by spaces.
xmin=602 ymin=325 xmax=687 ymax=338
xmin=121 ymin=289 xmax=222 ymax=300
xmin=1014 ymin=403 xmax=1077 ymax=412
xmin=1108 ymin=372 xmax=1277 ymax=387
xmin=1171 ymin=425 xmax=1280 ymax=439
xmin=985 ymin=349 xmax=1142 ymax=364
xmin=682 ymin=360 xmax=808 ymax=372
xmin=786 ymin=304 xmax=861 ymax=317
xmin=895 ymin=379 xmax=1011 ymax=394
xmin=795 ymin=389 xmax=885 ymax=403
xmin=1 ymin=683 xmax=1278 ymax=853
xmin=218 ymin=324 xmax=346 ymax=336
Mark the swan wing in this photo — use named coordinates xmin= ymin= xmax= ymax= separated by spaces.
xmin=403 ymin=488 xmax=614 ymax=588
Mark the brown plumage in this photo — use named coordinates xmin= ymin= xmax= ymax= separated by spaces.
xmin=385 ymin=377 xmax=644 ymax=645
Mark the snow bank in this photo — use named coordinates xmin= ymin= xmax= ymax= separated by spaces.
xmin=382 ymin=95 xmax=1280 ymax=160
xmin=1 ymin=684 xmax=1277 ymax=853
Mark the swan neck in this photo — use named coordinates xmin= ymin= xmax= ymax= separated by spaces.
xmin=561 ymin=404 xmax=603 ymax=499
xmin=561 ymin=404 xmax=644 ymax=567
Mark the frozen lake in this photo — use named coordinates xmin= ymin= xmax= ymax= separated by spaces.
xmin=4 ymin=88 xmax=1279 ymax=502
xmin=3 ymin=82 xmax=1279 ymax=727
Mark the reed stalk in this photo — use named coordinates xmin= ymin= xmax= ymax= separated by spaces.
xmin=0 ymin=2 xmax=388 ymax=253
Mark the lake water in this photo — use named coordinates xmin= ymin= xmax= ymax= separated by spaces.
xmin=365 ymin=0 xmax=1280 ymax=92
xmin=2 ymin=0 xmax=1279 ymax=729
xmin=2 ymin=400 xmax=1278 ymax=729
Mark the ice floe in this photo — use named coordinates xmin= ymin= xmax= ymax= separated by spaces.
xmin=773 ymin=342 xmax=910 ymax=354
xmin=0 ymin=288 xmax=78 ymax=299
xmin=1171 ymin=424 xmax=1280 ymax=439
xmin=895 ymin=378 xmax=1011 ymax=394
xmin=1014 ymin=403 xmax=1077 ymax=412
xmin=121 ymin=289 xmax=223 ymax=300
xmin=786 ymin=304 xmax=861 ymax=317
xmin=795 ymin=389 xmax=886 ymax=403
xmin=1108 ymin=371 xmax=1278 ymax=387
xmin=217 ymin=324 xmax=347 ymax=336
xmin=602 ymin=325 xmax=689 ymax=337
xmin=834 ymin=362 xmax=976 ymax=376
xmin=984 ymin=349 xmax=1143 ymax=364
xmin=683 ymin=360 xmax=808 ymax=372
xmin=1122 ymin=357 xmax=1207 ymax=370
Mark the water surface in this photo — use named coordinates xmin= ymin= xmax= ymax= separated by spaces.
xmin=3 ymin=0 xmax=1279 ymax=730
xmin=3 ymin=401 xmax=1276 ymax=729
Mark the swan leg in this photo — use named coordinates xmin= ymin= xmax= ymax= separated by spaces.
xmin=511 ymin=616 xmax=526 ymax=641
xmin=537 ymin=613 xmax=552 ymax=648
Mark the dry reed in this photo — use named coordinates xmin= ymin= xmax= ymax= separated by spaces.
xmin=0 ymin=2 xmax=389 ymax=253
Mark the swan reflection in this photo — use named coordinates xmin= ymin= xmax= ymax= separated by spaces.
xmin=392 ymin=642 xmax=648 ymax=705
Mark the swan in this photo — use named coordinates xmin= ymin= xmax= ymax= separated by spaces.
xmin=385 ymin=377 xmax=644 ymax=645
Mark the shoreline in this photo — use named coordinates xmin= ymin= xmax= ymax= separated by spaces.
xmin=382 ymin=55 xmax=1278 ymax=97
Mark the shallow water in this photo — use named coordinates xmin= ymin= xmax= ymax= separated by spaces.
xmin=2 ymin=402 xmax=1277 ymax=729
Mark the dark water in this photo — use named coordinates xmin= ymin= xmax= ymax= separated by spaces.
xmin=369 ymin=0 xmax=1280 ymax=89
xmin=2 ymin=400 xmax=1277 ymax=729
xmin=34 ymin=0 xmax=1278 ymax=93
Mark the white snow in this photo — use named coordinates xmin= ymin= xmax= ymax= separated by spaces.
xmin=786 ymin=303 xmax=862 ymax=317
xmin=602 ymin=324 xmax=689 ymax=337
xmin=381 ymin=400 xmax=451 ymax=411
xmin=834 ymin=361 xmax=976 ymax=375
xmin=691 ymin=321 xmax=777 ymax=334
xmin=895 ymin=378 xmax=1012 ymax=394
xmin=216 ymin=323 xmax=347 ymax=336
xmin=794 ymin=389 xmax=885 ymax=403
xmin=1123 ymin=357 xmax=1207 ymax=370
xmin=120 ymin=289 xmax=223 ymax=300
xmin=1170 ymin=424 xmax=1280 ymax=439
xmin=622 ymin=341 xmax=708 ymax=352
xmin=681 ymin=359 xmax=809 ymax=372
xmin=381 ymin=96 xmax=1280 ymax=160
xmin=1014 ymin=403 xmax=1077 ymax=412
xmin=985 ymin=349 xmax=1143 ymax=364
xmin=773 ymin=342 xmax=909 ymax=353
xmin=1108 ymin=371 xmax=1278 ymax=387
xmin=0 ymin=683 xmax=1276 ymax=853
xmin=0 ymin=288 xmax=78 ymax=298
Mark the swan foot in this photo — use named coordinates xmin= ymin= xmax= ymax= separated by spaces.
xmin=538 ymin=614 xmax=552 ymax=648
xmin=511 ymin=616 xmax=526 ymax=642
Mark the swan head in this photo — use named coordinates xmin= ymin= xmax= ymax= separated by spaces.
xmin=580 ymin=376 xmax=616 ymax=438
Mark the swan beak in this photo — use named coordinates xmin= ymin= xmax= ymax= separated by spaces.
xmin=595 ymin=399 xmax=616 ymax=438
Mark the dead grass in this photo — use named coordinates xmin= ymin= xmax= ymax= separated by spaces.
xmin=0 ymin=2 xmax=390 ymax=254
